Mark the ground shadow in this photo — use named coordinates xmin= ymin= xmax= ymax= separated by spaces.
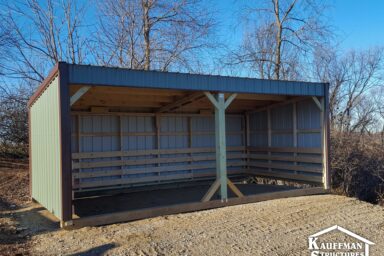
xmin=69 ymin=243 xmax=116 ymax=256
xmin=0 ymin=201 xmax=59 ymax=255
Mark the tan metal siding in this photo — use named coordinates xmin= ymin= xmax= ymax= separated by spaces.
xmin=30 ymin=74 xmax=62 ymax=220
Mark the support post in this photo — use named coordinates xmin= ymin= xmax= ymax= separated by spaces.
xmin=321 ymin=84 xmax=330 ymax=190
xmin=203 ymin=92 xmax=239 ymax=202
xmin=216 ymin=93 xmax=227 ymax=200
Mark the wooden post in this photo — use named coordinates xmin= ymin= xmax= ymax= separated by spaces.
xmin=203 ymin=92 xmax=238 ymax=202
xmin=216 ymin=93 xmax=227 ymax=200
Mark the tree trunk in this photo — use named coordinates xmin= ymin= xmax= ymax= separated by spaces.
xmin=273 ymin=0 xmax=282 ymax=80
xmin=142 ymin=0 xmax=151 ymax=70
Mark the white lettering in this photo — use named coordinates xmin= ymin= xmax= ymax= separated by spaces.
xmin=309 ymin=237 xmax=319 ymax=250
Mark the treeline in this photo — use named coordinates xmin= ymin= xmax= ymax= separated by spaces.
xmin=0 ymin=0 xmax=383 ymax=203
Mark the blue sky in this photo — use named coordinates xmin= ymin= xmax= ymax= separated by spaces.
xmin=330 ymin=0 xmax=384 ymax=50
xmin=215 ymin=0 xmax=384 ymax=52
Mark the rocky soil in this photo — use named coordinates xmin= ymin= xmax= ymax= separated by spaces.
xmin=1 ymin=162 xmax=384 ymax=255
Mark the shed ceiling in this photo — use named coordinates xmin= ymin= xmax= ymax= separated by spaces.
xmin=70 ymin=85 xmax=290 ymax=114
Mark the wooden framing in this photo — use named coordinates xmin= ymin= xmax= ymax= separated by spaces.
xmin=204 ymin=92 xmax=240 ymax=202
xmin=70 ymin=86 xmax=91 ymax=106
xmin=70 ymin=187 xmax=327 ymax=228
xmin=29 ymin=62 xmax=330 ymax=227
xmin=156 ymin=92 xmax=205 ymax=113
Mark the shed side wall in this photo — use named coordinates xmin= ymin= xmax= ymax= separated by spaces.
xmin=30 ymin=74 xmax=62 ymax=220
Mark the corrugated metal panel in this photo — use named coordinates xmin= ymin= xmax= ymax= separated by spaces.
xmin=30 ymin=74 xmax=62 ymax=219
xmin=297 ymin=99 xmax=321 ymax=148
xmin=191 ymin=116 xmax=215 ymax=147
xmin=249 ymin=111 xmax=268 ymax=147
xmin=68 ymin=64 xmax=326 ymax=96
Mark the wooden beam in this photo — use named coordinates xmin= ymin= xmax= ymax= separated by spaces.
xmin=70 ymin=187 xmax=327 ymax=228
xmin=224 ymin=93 xmax=237 ymax=109
xmin=201 ymin=179 xmax=220 ymax=202
xmin=216 ymin=93 xmax=228 ymax=201
xmin=204 ymin=92 xmax=219 ymax=109
xmin=236 ymin=94 xmax=287 ymax=101
xmin=227 ymin=179 xmax=244 ymax=198
xmin=204 ymin=92 xmax=242 ymax=201
xmin=157 ymin=92 xmax=205 ymax=113
xmin=247 ymin=96 xmax=310 ymax=113
xmin=70 ymin=86 xmax=91 ymax=106
xmin=312 ymin=96 xmax=322 ymax=111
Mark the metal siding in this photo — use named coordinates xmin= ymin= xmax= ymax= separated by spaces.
xmin=249 ymin=111 xmax=268 ymax=147
xmin=30 ymin=75 xmax=62 ymax=219
xmin=297 ymin=99 xmax=321 ymax=148
xmin=68 ymin=64 xmax=325 ymax=96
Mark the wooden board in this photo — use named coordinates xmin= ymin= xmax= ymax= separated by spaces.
xmin=69 ymin=187 xmax=327 ymax=228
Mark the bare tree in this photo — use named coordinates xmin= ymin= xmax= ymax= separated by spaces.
xmin=229 ymin=0 xmax=330 ymax=80
xmin=94 ymin=0 xmax=215 ymax=71
xmin=2 ymin=0 xmax=89 ymax=83
xmin=313 ymin=46 xmax=384 ymax=133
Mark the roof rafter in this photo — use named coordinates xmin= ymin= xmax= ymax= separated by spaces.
xmin=156 ymin=91 xmax=205 ymax=113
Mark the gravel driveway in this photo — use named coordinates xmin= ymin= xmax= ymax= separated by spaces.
xmin=30 ymin=194 xmax=384 ymax=255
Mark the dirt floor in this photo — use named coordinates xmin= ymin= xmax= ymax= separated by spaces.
xmin=0 ymin=159 xmax=31 ymax=255
xmin=1 ymin=164 xmax=384 ymax=255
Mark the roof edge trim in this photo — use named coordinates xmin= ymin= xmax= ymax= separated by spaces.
xmin=28 ymin=62 xmax=61 ymax=108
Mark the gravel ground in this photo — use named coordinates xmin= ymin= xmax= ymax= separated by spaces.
xmin=2 ymin=164 xmax=384 ymax=255
xmin=30 ymin=194 xmax=384 ymax=256
xmin=0 ymin=161 xmax=31 ymax=256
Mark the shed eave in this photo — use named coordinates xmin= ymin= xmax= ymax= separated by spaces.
xmin=67 ymin=63 xmax=326 ymax=97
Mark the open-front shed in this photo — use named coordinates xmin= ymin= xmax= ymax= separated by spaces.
xmin=28 ymin=62 xmax=329 ymax=227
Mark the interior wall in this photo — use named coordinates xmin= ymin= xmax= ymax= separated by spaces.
xmin=70 ymin=98 xmax=324 ymax=194
xmin=248 ymin=98 xmax=323 ymax=183
xmin=71 ymin=113 xmax=245 ymax=193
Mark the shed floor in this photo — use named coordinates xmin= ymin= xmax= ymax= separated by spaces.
xmin=73 ymin=183 xmax=298 ymax=218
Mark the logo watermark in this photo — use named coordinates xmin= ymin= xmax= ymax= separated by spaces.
xmin=308 ymin=225 xmax=374 ymax=256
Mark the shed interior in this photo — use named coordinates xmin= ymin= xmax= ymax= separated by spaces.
xmin=69 ymin=85 xmax=324 ymax=220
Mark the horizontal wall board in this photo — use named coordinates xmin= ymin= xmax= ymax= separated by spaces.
xmin=248 ymin=162 xmax=322 ymax=173
xmin=248 ymin=154 xmax=322 ymax=164
xmin=247 ymin=170 xmax=322 ymax=183
xmin=74 ymin=161 xmax=246 ymax=179
xmin=247 ymin=147 xmax=322 ymax=154
xmin=72 ymin=146 xmax=245 ymax=159
xmin=73 ymin=153 xmax=247 ymax=169
xmin=75 ymin=169 xmax=243 ymax=189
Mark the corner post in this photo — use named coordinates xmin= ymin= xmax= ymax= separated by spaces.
xmin=58 ymin=62 xmax=73 ymax=224
xmin=323 ymin=83 xmax=330 ymax=190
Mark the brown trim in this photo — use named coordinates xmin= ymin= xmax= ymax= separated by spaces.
xmin=70 ymin=187 xmax=327 ymax=228
xmin=58 ymin=62 xmax=73 ymax=222
xmin=28 ymin=108 xmax=32 ymax=199
xmin=324 ymin=83 xmax=331 ymax=189
xmin=27 ymin=63 xmax=60 ymax=107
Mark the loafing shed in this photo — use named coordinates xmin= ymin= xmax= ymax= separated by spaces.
xmin=28 ymin=62 xmax=330 ymax=228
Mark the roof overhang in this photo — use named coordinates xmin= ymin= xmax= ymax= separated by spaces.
xmin=68 ymin=63 xmax=326 ymax=96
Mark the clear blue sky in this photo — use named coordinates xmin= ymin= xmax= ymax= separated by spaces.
xmin=330 ymin=0 xmax=384 ymax=50
xmin=215 ymin=0 xmax=384 ymax=52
